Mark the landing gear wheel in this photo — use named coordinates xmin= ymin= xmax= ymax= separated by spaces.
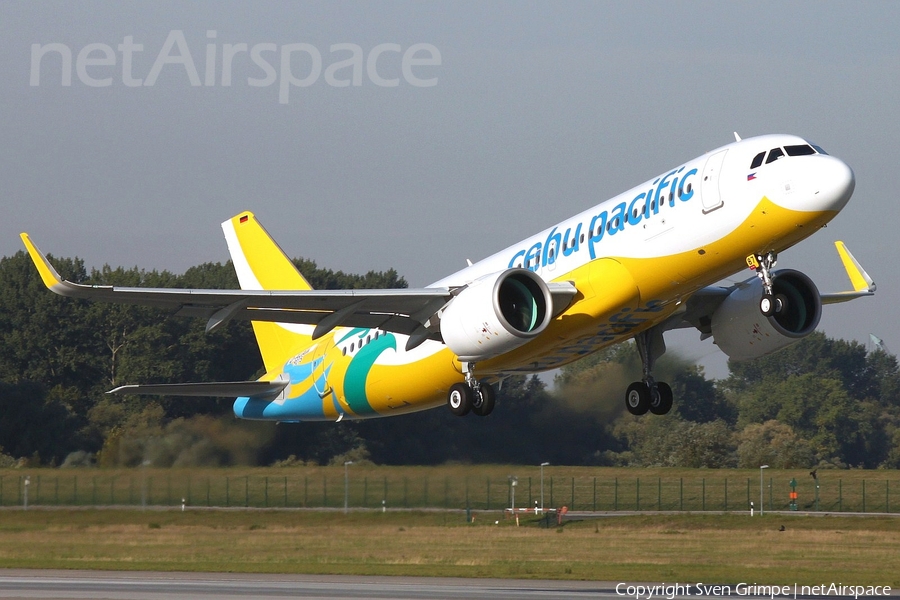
xmin=472 ymin=383 xmax=495 ymax=417
xmin=649 ymin=382 xmax=673 ymax=415
xmin=774 ymin=293 xmax=787 ymax=314
xmin=625 ymin=382 xmax=650 ymax=416
xmin=760 ymin=293 xmax=775 ymax=317
xmin=448 ymin=383 xmax=472 ymax=416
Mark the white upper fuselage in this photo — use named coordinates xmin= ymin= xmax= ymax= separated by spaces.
xmin=431 ymin=134 xmax=854 ymax=291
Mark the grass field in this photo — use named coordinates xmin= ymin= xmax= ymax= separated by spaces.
xmin=0 ymin=508 xmax=898 ymax=584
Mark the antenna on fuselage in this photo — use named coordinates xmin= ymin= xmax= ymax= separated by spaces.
xmin=733 ymin=132 xmax=742 ymax=142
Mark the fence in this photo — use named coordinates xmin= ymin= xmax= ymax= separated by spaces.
xmin=2 ymin=470 xmax=898 ymax=513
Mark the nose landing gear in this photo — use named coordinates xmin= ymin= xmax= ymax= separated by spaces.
xmin=748 ymin=251 xmax=786 ymax=317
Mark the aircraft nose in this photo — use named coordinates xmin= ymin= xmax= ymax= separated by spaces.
xmin=810 ymin=155 xmax=855 ymax=212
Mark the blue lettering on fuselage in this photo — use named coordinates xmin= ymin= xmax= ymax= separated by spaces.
xmin=508 ymin=166 xmax=699 ymax=269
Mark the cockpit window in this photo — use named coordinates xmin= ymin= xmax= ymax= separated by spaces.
xmin=750 ymin=151 xmax=765 ymax=169
xmin=750 ymin=143 xmax=824 ymax=173
xmin=785 ymin=144 xmax=816 ymax=156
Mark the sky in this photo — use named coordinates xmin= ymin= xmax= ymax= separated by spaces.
xmin=2 ymin=1 xmax=898 ymax=379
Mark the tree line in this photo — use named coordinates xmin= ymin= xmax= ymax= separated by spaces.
xmin=0 ymin=249 xmax=898 ymax=469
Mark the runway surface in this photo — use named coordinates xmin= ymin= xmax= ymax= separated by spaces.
xmin=0 ymin=571 xmax=896 ymax=600
xmin=0 ymin=570 xmax=613 ymax=600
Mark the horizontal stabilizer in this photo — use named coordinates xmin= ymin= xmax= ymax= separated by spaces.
xmin=108 ymin=374 xmax=290 ymax=399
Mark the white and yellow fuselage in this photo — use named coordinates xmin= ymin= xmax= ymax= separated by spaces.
xmin=228 ymin=133 xmax=855 ymax=421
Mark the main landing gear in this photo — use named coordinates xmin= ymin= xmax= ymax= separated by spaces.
xmin=447 ymin=362 xmax=495 ymax=417
xmin=624 ymin=328 xmax=673 ymax=416
xmin=749 ymin=251 xmax=785 ymax=317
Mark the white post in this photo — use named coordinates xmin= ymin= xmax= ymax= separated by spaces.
xmin=344 ymin=461 xmax=353 ymax=514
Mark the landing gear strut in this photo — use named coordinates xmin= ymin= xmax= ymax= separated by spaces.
xmin=447 ymin=362 xmax=495 ymax=417
xmin=748 ymin=251 xmax=785 ymax=317
xmin=624 ymin=328 xmax=674 ymax=416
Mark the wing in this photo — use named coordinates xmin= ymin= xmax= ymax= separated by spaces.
xmin=21 ymin=233 xmax=577 ymax=343
xmin=21 ymin=232 xmax=452 ymax=337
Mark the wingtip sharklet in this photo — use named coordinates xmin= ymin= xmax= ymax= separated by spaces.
xmin=19 ymin=232 xmax=67 ymax=292
xmin=835 ymin=240 xmax=876 ymax=293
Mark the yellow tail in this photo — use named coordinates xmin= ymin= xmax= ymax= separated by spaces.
xmin=221 ymin=211 xmax=313 ymax=373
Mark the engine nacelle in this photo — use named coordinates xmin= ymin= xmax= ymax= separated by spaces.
xmin=440 ymin=269 xmax=552 ymax=362
xmin=711 ymin=269 xmax=822 ymax=361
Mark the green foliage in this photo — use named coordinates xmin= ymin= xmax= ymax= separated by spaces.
xmin=735 ymin=420 xmax=815 ymax=468
xmin=292 ymin=258 xmax=407 ymax=290
xmin=614 ymin=417 xmax=736 ymax=468
xmin=2 ymin=246 xmax=900 ymax=469
xmin=0 ymin=248 xmax=417 ymax=467
xmin=672 ymin=366 xmax=737 ymax=425
xmin=725 ymin=332 xmax=896 ymax=468
xmin=99 ymin=403 xmax=273 ymax=468
xmin=0 ymin=381 xmax=80 ymax=464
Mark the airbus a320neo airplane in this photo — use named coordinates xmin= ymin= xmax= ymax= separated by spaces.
xmin=22 ymin=133 xmax=875 ymax=422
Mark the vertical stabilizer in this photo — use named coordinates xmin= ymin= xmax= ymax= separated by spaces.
xmin=222 ymin=212 xmax=314 ymax=373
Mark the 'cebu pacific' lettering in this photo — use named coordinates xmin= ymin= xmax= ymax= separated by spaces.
xmin=508 ymin=166 xmax=698 ymax=270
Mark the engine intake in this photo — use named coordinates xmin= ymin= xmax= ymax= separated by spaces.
xmin=440 ymin=269 xmax=552 ymax=362
xmin=711 ymin=269 xmax=821 ymax=361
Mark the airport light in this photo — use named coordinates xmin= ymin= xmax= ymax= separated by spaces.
xmin=344 ymin=461 xmax=353 ymax=514
xmin=540 ymin=462 xmax=549 ymax=513
xmin=760 ymin=465 xmax=769 ymax=516
xmin=24 ymin=476 xmax=29 ymax=511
